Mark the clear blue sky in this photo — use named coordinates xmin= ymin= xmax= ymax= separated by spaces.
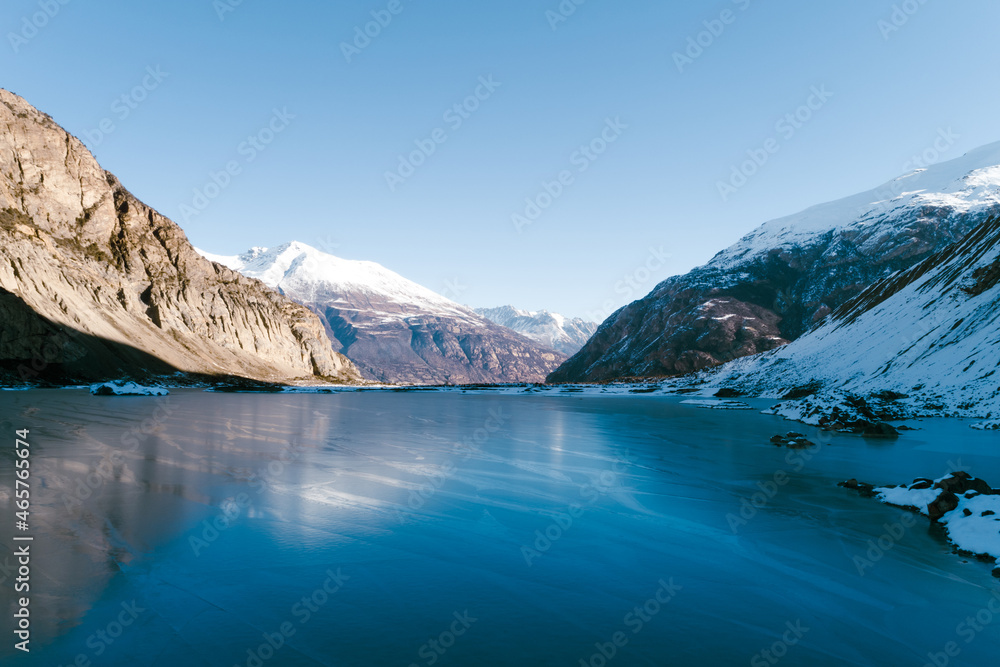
xmin=3 ymin=0 xmax=998 ymax=320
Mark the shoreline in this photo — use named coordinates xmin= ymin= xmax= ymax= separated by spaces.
xmin=4 ymin=380 xmax=998 ymax=425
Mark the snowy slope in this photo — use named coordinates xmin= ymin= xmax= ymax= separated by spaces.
xmin=703 ymin=216 xmax=1000 ymax=417
xmin=551 ymin=141 xmax=1000 ymax=383
xmin=197 ymin=243 xmax=565 ymax=384
xmin=475 ymin=306 xmax=597 ymax=356
xmin=712 ymin=141 xmax=1000 ymax=271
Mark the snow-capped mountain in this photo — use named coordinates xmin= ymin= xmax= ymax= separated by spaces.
xmin=550 ymin=141 xmax=1000 ymax=383
xmin=474 ymin=306 xmax=597 ymax=356
xmin=199 ymin=244 xmax=477 ymax=323
xmin=704 ymin=214 xmax=1000 ymax=417
xmin=198 ymin=243 xmax=565 ymax=384
xmin=714 ymin=142 xmax=1000 ymax=271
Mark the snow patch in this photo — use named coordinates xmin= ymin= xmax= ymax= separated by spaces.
xmin=90 ymin=382 xmax=169 ymax=396
xmin=875 ymin=484 xmax=942 ymax=514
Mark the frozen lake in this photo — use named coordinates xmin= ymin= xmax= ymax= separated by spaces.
xmin=1 ymin=389 xmax=999 ymax=666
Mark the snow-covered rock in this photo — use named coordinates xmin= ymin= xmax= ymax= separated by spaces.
xmin=90 ymin=382 xmax=169 ymax=396
xmin=474 ymin=306 xmax=597 ymax=356
xmin=198 ymin=243 xmax=565 ymax=384
xmin=759 ymin=393 xmax=912 ymax=433
xmin=971 ymin=421 xmax=1000 ymax=431
xmin=856 ymin=473 xmax=1000 ymax=567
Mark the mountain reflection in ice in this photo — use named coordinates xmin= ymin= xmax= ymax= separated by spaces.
xmin=1 ymin=389 xmax=999 ymax=666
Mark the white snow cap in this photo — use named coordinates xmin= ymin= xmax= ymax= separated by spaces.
xmin=196 ymin=242 xmax=477 ymax=320
xmin=713 ymin=140 xmax=1000 ymax=269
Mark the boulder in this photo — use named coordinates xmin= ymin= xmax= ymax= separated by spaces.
xmin=928 ymin=491 xmax=960 ymax=522
xmin=838 ymin=479 xmax=876 ymax=497
xmin=861 ymin=422 xmax=900 ymax=439
xmin=770 ymin=433 xmax=816 ymax=449
xmin=934 ymin=472 xmax=996 ymax=497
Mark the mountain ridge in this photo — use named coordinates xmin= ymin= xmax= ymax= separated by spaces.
xmin=549 ymin=141 xmax=1000 ymax=383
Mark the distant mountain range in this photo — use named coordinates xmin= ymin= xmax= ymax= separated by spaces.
xmin=550 ymin=142 xmax=1000 ymax=383
xmin=474 ymin=306 xmax=597 ymax=356
xmin=198 ymin=244 xmax=566 ymax=384
xmin=4 ymin=84 xmax=1000 ymax=402
xmin=0 ymin=89 xmax=359 ymax=386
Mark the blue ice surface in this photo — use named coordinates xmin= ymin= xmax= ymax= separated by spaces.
xmin=1 ymin=389 xmax=998 ymax=666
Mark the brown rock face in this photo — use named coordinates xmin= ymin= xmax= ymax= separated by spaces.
xmin=0 ymin=89 xmax=360 ymax=385
xmin=550 ymin=286 xmax=789 ymax=382
xmin=304 ymin=297 xmax=566 ymax=385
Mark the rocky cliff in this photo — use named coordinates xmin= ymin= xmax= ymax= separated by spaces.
xmin=549 ymin=143 xmax=1000 ymax=383
xmin=0 ymin=89 xmax=360 ymax=385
